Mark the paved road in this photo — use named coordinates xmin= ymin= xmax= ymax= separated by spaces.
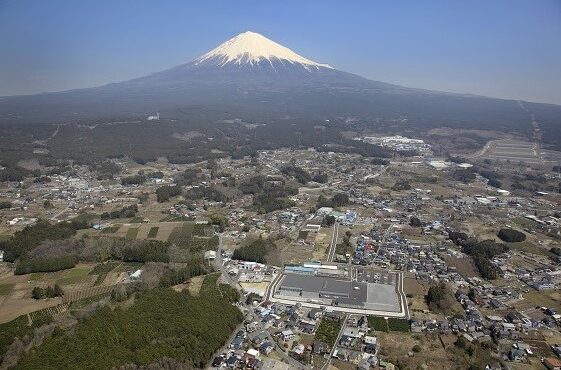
xmin=326 ymin=223 xmax=339 ymax=262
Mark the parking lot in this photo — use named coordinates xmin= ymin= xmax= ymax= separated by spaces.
xmin=354 ymin=268 xmax=395 ymax=286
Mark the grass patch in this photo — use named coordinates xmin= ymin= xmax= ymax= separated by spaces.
xmin=147 ymin=226 xmax=159 ymax=238
xmin=56 ymin=267 xmax=91 ymax=285
xmin=315 ymin=317 xmax=342 ymax=346
xmin=113 ymin=262 xmax=144 ymax=274
xmin=129 ymin=216 xmax=144 ymax=223
xmin=29 ymin=272 xmax=45 ymax=281
xmin=0 ymin=283 xmax=14 ymax=295
xmin=101 ymin=225 xmax=121 ymax=234
xmin=125 ymin=227 xmax=139 ymax=240
xmin=368 ymin=316 xmax=389 ymax=332
xmin=508 ymin=241 xmax=553 ymax=257
xmin=387 ymin=318 xmax=410 ymax=332
xmin=89 ymin=262 xmax=120 ymax=286
xmin=0 ymin=234 xmax=9 ymax=242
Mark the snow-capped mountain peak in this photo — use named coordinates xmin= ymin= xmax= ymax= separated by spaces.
xmin=195 ymin=31 xmax=332 ymax=70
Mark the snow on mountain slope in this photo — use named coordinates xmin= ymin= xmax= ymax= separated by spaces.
xmin=195 ymin=31 xmax=332 ymax=70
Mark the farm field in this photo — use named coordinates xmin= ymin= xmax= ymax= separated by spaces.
xmin=0 ymin=283 xmax=13 ymax=296
xmin=482 ymin=140 xmax=541 ymax=164
xmin=0 ymin=261 xmax=135 ymax=324
xmin=56 ymin=266 xmax=92 ymax=286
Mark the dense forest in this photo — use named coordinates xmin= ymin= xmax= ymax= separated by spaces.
xmin=159 ymin=256 xmax=211 ymax=287
xmin=0 ymin=220 xmax=87 ymax=263
xmin=238 ymin=175 xmax=298 ymax=213
xmin=316 ymin=193 xmax=350 ymax=209
xmin=0 ymin=310 xmax=53 ymax=361
xmin=120 ymin=174 xmax=146 ymax=186
xmin=448 ymin=231 xmax=508 ymax=279
xmin=100 ymin=204 xmax=138 ymax=220
xmin=280 ymin=165 xmax=311 ymax=184
xmin=156 ymin=185 xmax=182 ymax=202
xmin=232 ymin=238 xmax=275 ymax=264
xmin=14 ymin=274 xmax=243 ymax=370
xmin=0 ymin=114 xmax=397 ymax=171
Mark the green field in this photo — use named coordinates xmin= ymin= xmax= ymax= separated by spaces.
xmin=125 ymin=227 xmax=139 ymax=240
xmin=101 ymin=225 xmax=121 ymax=234
xmin=368 ymin=316 xmax=389 ymax=332
xmin=315 ymin=317 xmax=342 ymax=346
xmin=508 ymin=241 xmax=553 ymax=257
xmin=29 ymin=272 xmax=45 ymax=281
xmin=89 ymin=262 xmax=120 ymax=286
xmin=147 ymin=226 xmax=159 ymax=238
xmin=0 ymin=283 xmax=14 ymax=296
xmin=387 ymin=318 xmax=410 ymax=332
xmin=168 ymin=222 xmax=217 ymax=253
xmin=368 ymin=316 xmax=410 ymax=332
xmin=113 ymin=262 xmax=144 ymax=274
xmin=56 ymin=267 xmax=91 ymax=285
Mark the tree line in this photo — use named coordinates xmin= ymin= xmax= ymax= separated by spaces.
xmin=100 ymin=204 xmax=138 ymax=220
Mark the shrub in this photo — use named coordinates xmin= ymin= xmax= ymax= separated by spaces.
xmin=409 ymin=216 xmax=422 ymax=227
xmin=312 ymin=173 xmax=328 ymax=183
xmin=497 ymin=228 xmax=526 ymax=243
xmin=31 ymin=284 xmax=64 ymax=299
xmin=322 ymin=215 xmax=336 ymax=227
xmin=392 ymin=179 xmax=411 ymax=191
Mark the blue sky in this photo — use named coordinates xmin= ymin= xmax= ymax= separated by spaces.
xmin=1 ymin=0 xmax=560 ymax=104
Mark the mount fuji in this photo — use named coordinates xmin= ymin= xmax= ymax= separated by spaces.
xmin=1 ymin=31 xmax=560 ymax=143
xmin=194 ymin=31 xmax=332 ymax=70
